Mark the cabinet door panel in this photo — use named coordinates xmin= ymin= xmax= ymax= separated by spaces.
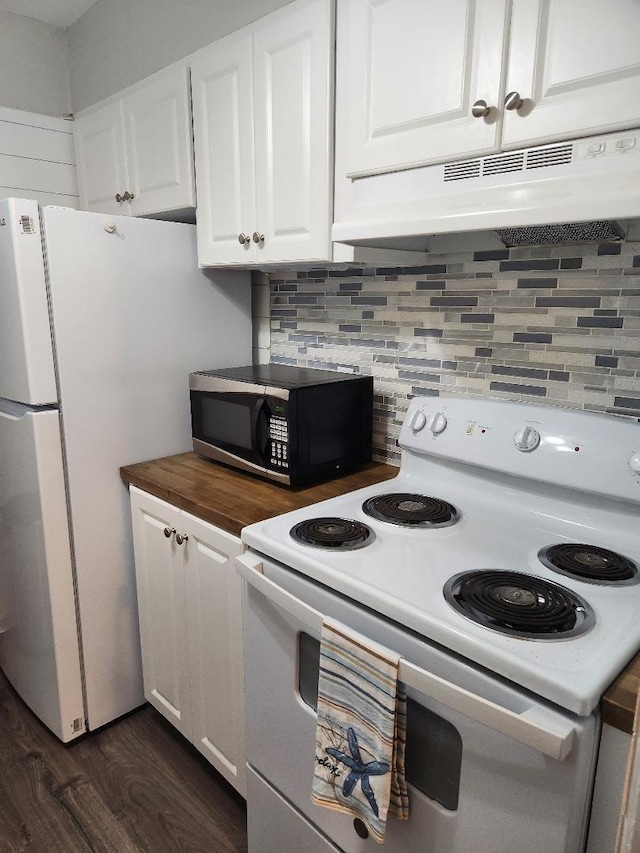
xmin=343 ymin=0 xmax=508 ymax=176
xmin=191 ymin=37 xmax=256 ymax=264
xmin=123 ymin=67 xmax=195 ymax=216
xmin=182 ymin=512 xmax=246 ymax=796
xmin=253 ymin=0 xmax=333 ymax=263
xmin=73 ymin=101 xmax=127 ymax=215
xmin=129 ymin=489 xmax=192 ymax=739
xmin=503 ymin=0 xmax=640 ymax=149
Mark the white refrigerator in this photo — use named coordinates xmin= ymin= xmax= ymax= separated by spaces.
xmin=0 ymin=198 xmax=252 ymax=742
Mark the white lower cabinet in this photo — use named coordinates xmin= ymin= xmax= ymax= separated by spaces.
xmin=129 ymin=486 xmax=246 ymax=796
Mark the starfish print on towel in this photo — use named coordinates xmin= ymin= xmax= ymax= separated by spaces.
xmin=325 ymin=726 xmax=390 ymax=817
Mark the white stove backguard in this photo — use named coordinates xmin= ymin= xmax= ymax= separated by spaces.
xmin=399 ymin=394 xmax=640 ymax=504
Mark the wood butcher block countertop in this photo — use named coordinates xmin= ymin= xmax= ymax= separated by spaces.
xmin=120 ymin=451 xmax=639 ymax=735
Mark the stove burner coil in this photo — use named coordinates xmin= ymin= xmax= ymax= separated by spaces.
xmin=443 ymin=570 xmax=594 ymax=639
xmin=290 ymin=517 xmax=374 ymax=550
xmin=362 ymin=493 xmax=460 ymax=527
xmin=539 ymin=544 xmax=638 ymax=585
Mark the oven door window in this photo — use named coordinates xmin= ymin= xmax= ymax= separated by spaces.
xmin=191 ymin=391 xmax=269 ymax=467
xmin=298 ymin=632 xmax=463 ymax=811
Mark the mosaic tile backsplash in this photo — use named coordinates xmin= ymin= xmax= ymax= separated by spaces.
xmin=265 ymin=241 xmax=640 ymax=464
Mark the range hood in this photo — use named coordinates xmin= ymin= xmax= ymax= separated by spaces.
xmin=332 ymin=128 xmax=640 ymax=253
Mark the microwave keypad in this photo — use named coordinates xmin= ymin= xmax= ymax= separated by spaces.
xmin=269 ymin=417 xmax=289 ymax=469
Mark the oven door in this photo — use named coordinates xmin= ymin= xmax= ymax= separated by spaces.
xmin=238 ymin=552 xmax=599 ymax=853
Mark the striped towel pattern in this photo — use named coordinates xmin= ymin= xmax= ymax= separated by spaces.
xmin=311 ymin=618 xmax=409 ymax=843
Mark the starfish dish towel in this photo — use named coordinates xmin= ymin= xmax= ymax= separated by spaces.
xmin=311 ymin=618 xmax=409 ymax=843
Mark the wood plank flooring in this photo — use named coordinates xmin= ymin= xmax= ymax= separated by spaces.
xmin=0 ymin=670 xmax=248 ymax=853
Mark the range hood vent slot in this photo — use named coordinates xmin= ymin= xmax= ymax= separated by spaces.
xmin=526 ymin=143 xmax=573 ymax=170
xmin=443 ymin=143 xmax=575 ymax=185
xmin=482 ymin=152 xmax=525 ymax=175
xmin=444 ymin=160 xmax=481 ymax=181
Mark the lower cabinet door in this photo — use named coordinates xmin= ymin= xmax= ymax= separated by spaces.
xmin=182 ymin=510 xmax=247 ymax=796
xmin=129 ymin=487 xmax=192 ymax=739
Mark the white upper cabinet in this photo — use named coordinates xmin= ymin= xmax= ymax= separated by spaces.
xmin=502 ymin=0 xmax=640 ymax=149
xmin=191 ymin=35 xmax=257 ymax=264
xmin=74 ymin=66 xmax=195 ymax=217
xmin=74 ymin=101 xmax=128 ymax=215
xmin=344 ymin=0 xmax=509 ymax=177
xmin=341 ymin=0 xmax=640 ymax=178
xmin=192 ymin=0 xmax=334 ymax=266
xmin=122 ymin=68 xmax=195 ymax=216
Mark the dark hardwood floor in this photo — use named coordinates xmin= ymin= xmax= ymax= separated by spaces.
xmin=0 ymin=671 xmax=248 ymax=853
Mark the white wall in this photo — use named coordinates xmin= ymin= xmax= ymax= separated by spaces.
xmin=0 ymin=108 xmax=79 ymax=208
xmin=67 ymin=0 xmax=294 ymax=112
xmin=0 ymin=11 xmax=71 ymax=116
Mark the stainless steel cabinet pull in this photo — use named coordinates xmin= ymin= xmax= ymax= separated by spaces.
xmin=238 ymin=233 xmax=249 ymax=245
xmin=175 ymin=533 xmax=188 ymax=545
xmin=471 ymin=99 xmax=492 ymax=118
xmin=252 ymin=231 xmax=265 ymax=244
xmin=163 ymin=527 xmax=176 ymax=538
xmin=504 ymin=91 xmax=524 ymax=111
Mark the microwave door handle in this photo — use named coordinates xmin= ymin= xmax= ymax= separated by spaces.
xmin=236 ymin=553 xmax=576 ymax=762
xmin=251 ymin=397 xmax=269 ymax=461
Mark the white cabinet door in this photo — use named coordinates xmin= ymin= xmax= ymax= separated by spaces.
xmin=182 ymin=511 xmax=246 ymax=796
xmin=73 ymin=101 xmax=128 ymax=215
xmin=130 ymin=488 xmax=192 ymax=739
xmin=191 ymin=36 xmax=257 ymax=265
xmin=343 ymin=0 xmax=508 ymax=177
xmin=123 ymin=66 xmax=196 ymax=217
xmin=252 ymin=0 xmax=333 ymax=263
xmin=503 ymin=0 xmax=640 ymax=149
xmin=129 ymin=488 xmax=246 ymax=796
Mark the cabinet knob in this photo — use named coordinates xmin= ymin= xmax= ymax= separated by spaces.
xmin=163 ymin=527 xmax=176 ymax=538
xmin=238 ymin=232 xmax=250 ymax=245
xmin=252 ymin=231 xmax=265 ymax=244
xmin=504 ymin=91 xmax=524 ymax=111
xmin=175 ymin=533 xmax=189 ymax=545
xmin=115 ymin=193 xmax=123 ymax=203
xmin=122 ymin=190 xmax=134 ymax=201
xmin=471 ymin=99 xmax=492 ymax=118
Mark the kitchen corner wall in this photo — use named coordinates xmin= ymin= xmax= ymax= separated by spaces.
xmin=258 ymin=241 xmax=640 ymax=464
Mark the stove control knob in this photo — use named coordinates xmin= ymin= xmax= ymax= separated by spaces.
xmin=629 ymin=452 xmax=640 ymax=475
xmin=410 ymin=410 xmax=427 ymax=432
xmin=513 ymin=425 xmax=540 ymax=452
xmin=425 ymin=411 xmax=448 ymax=435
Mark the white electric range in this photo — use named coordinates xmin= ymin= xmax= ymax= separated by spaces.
xmin=238 ymin=394 xmax=640 ymax=853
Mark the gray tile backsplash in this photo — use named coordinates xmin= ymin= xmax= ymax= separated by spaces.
xmin=255 ymin=241 xmax=640 ymax=464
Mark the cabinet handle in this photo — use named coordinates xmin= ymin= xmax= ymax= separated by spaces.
xmin=252 ymin=231 xmax=265 ymax=244
xmin=163 ymin=527 xmax=176 ymax=539
xmin=238 ymin=232 xmax=250 ymax=245
xmin=122 ymin=190 xmax=134 ymax=201
xmin=175 ymin=533 xmax=189 ymax=545
xmin=504 ymin=91 xmax=524 ymax=111
xmin=115 ymin=193 xmax=123 ymax=203
xmin=471 ymin=99 xmax=493 ymax=118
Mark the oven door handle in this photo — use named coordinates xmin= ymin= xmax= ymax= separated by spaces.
xmin=236 ymin=552 xmax=577 ymax=762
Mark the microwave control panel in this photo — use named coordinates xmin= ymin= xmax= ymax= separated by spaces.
xmin=268 ymin=415 xmax=289 ymax=470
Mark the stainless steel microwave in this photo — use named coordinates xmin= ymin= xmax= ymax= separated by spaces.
xmin=189 ymin=364 xmax=373 ymax=486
